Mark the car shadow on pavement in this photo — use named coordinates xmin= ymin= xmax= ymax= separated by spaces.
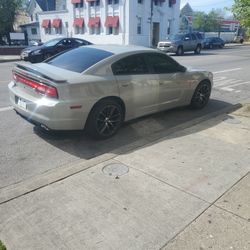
xmin=34 ymin=99 xmax=236 ymax=160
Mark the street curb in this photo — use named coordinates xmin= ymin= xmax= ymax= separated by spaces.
xmin=0 ymin=59 xmax=21 ymax=63
xmin=0 ymin=102 xmax=243 ymax=205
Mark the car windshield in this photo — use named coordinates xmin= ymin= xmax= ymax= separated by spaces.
xmin=168 ymin=34 xmax=184 ymax=40
xmin=46 ymin=47 xmax=114 ymax=73
xmin=43 ymin=38 xmax=62 ymax=47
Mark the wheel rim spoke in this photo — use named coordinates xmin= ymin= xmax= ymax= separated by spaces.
xmin=96 ymin=105 xmax=122 ymax=136
xmin=195 ymin=84 xmax=210 ymax=105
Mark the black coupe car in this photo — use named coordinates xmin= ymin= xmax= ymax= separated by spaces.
xmin=20 ymin=37 xmax=92 ymax=63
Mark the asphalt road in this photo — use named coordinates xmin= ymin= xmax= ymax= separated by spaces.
xmin=0 ymin=44 xmax=250 ymax=189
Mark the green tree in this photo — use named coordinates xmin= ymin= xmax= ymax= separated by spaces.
xmin=193 ymin=9 xmax=224 ymax=32
xmin=232 ymin=0 xmax=250 ymax=27
xmin=232 ymin=0 xmax=250 ymax=35
xmin=0 ymin=0 xmax=22 ymax=42
xmin=206 ymin=10 xmax=224 ymax=32
xmin=193 ymin=11 xmax=207 ymax=31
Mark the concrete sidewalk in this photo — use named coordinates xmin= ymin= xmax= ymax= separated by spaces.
xmin=0 ymin=104 xmax=250 ymax=250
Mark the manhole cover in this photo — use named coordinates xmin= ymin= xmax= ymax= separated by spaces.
xmin=224 ymin=118 xmax=241 ymax=124
xmin=102 ymin=163 xmax=129 ymax=177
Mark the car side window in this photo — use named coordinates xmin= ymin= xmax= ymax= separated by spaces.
xmin=191 ymin=34 xmax=196 ymax=40
xmin=184 ymin=34 xmax=191 ymax=40
xmin=144 ymin=53 xmax=180 ymax=74
xmin=75 ymin=39 xmax=86 ymax=45
xmin=112 ymin=54 xmax=149 ymax=75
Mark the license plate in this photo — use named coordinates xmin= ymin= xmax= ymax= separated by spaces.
xmin=17 ymin=98 xmax=27 ymax=109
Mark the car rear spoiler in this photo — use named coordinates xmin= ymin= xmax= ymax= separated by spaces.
xmin=14 ymin=63 xmax=68 ymax=84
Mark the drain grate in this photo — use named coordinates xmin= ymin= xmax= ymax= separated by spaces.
xmin=102 ymin=163 xmax=129 ymax=177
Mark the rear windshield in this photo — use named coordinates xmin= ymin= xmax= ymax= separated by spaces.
xmin=46 ymin=47 xmax=114 ymax=73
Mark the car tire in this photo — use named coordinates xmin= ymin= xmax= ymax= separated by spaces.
xmin=195 ymin=45 xmax=201 ymax=54
xmin=190 ymin=80 xmax=211 ymax=109
xmin=85 ymin=99 xmax=124 ymax=139
xmin=176 ymin=46 xmax=183 ymax=56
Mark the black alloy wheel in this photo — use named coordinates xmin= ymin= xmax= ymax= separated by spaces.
xmin=176 ymin=46 xmax=183 ymax=56
xmin=195 ymin=45 xmax=201 ymax=54
xmin=190 ymin=81 xmax=211 ymax=109
xmin=86 ymin=100 xmax=123 ymax=139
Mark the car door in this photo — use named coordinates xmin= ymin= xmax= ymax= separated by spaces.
xmin=183 ymin=34 xmax=192 ymax=51
xmin=55 ymin=39 xmax=68 ymax=54
xmin=112 ymin=53 xmax=159 ymax=119
xmin=144 ymin=53 xmax=186 ymax=110
xmin=190 ymin=33 xmax=197 ymax=50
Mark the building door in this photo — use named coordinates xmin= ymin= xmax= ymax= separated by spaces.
xmin=152 ymin=22 xmax=160 ymax=47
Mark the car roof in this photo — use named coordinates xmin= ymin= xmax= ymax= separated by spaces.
xmin=84 ymin=44 xmax=156 ymax=55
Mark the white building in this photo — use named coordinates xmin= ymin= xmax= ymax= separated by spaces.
xmin=39 ymin=0 xmax=180 ymax=47
xmin=21 ymin=0 xmax=57 ymax=44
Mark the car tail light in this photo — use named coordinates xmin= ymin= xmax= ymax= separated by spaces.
xmin=13 ymin=72 xmax=58 ymax=99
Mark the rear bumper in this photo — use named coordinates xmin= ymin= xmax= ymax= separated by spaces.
xmin=8 ymin=81 xmax=87 ymax=130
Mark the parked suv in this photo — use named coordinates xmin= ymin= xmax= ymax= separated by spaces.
xmin=157 ymin=32 xmax=203 ymax=55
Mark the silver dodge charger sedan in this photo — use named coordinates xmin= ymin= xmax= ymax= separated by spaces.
xmin=9 ymin=45 xmax=213 ymax=139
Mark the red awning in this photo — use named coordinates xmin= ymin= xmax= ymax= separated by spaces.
xmin=41 ymin=19 xmax=51 ymax=28
xmin=73 ymin=18 xmax=84 ymax=27
xmin=52 ymin=19 xmax=62 ymax=28
xmin=88 ymin=17 xmax=100 ymax=27
xmin=71 ymin=0 xmax=81 ymax=3
xmin=105 ymin=16 xmax=119 ymax=28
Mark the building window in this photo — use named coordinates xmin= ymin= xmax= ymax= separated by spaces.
xmin=107 ymin=27 xmax=118 ymax=35
xmin=35 ymin=14 xmax=38 ymax=21
xmin=167 ymin=20 xmax=171 ymax=34
xmin=89 ymin=27 xmax=100 ymax=35
xmin=169 ymin=0 xmax=176 ymax=7
xmin=45 ymin=28 xmax=51 ymax=34
xmin=55 ymin=27 xmax=62 ymax=34
xmin=96 ymin=0 xmax=100 ymax=6
xmin=76 ymin=3 xmax=83 ymax=8
xmin=75 ymin=26 xmax=84 ymax=34
xmin=154 ymin=0 xmax=163 ymax=6
xmin=138 ymin=0 xmax=143 ymax=3
xmin=107 ymin=0 xmax=118 ymax=4
xmin=31 ymin=28 xmax=37 ymax=35
xmin=90 ymin=1 xmax=95 ymax=6
xmin=31 ymin=15 xmax=33 ymax=22
xmin=137 ymin=17 xmax=142 ymax=34
xmin=108 ymin=26 xmax=113 ymax=35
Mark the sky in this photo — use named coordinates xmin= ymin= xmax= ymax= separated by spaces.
xmin=181 ymin=0 xmax=234 ymax=16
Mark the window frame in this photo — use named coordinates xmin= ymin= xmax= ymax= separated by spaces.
xmin=143 ymin=52 xmax=184 ymax=74
xmin=111 ymin=53 xmax=150 ymax=76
